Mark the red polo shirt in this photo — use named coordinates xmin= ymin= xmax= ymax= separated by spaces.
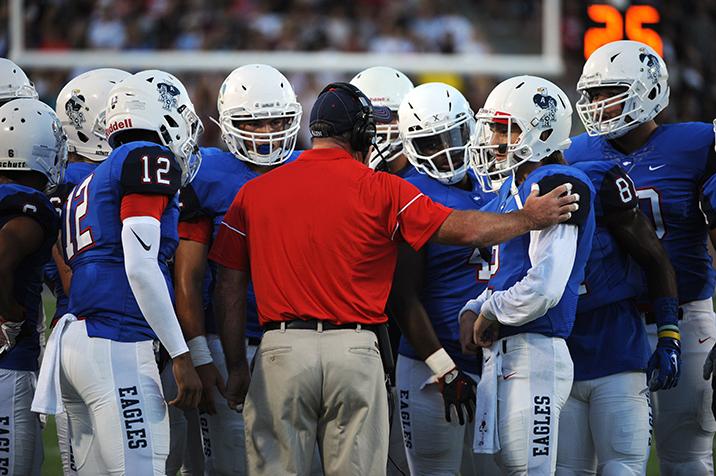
xmin=208 ymin=148 xmax=452 ymax=326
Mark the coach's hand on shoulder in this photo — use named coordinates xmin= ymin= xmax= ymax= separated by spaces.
xmin=196 ymin=362 xmax=227 ymax=415
xmin=226 ymin=359 xmax=251 ymax=412
xmin=521 ymin=183 xmax=579 ymax=229
xmin=438 ymin=368 xmax=476 ymax=426
xmin=170 ymin=353 xmax=203 ymax=410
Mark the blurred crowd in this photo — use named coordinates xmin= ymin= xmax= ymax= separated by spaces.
xmin=1 ymin=0 xmax=715 ymax=149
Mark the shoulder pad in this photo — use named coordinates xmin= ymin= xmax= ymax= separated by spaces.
xmin=119 ymin=145 xmax=182 ymax=197
xmin=0 ymin=186 xmax=58 ymax=239
xmin=536 ymin=172 xmax=592 ymax=226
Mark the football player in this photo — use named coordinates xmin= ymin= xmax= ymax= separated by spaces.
xmin=46 ymin=67 xmax=131 ymax=476
xmin=567 ymin=40 xmax=716 ymax=475
xmin=350 ymin=66 xmax=415 ymax=175
xmin=173 ymin=63 xmax=303 ymax=474
xmin=0 ymin=98 xmax=66 ymax=476
xmin=34 ymin=70 xmax=203 ymax=475
xmin=350 ymin=65 xmax=415 ymax=476
xmin=556 ymin=157 xmax=679 ymax=474
xmin=390 ymin=82 xmax=499 ymax=475
xmin=0 ymin=58 xmax=38 ymax=106
xmin=461 ymin=75 xmax=595 ymax=475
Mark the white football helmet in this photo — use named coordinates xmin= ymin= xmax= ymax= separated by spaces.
xmin=217 ymin=64 xmax=301 ymax=165
xmin=471 ymin=75 xmax=572 ymax=192
xmin=105 ymin=70 xmax=203 ymax=186
xmin=398 ymin=83 xmax=474 ymax=185
xmin=0 ymin=98 xmax=68 ymax=192
xmin=576 ymin=40 xmax=669 ymax=139
xmin=350 ymin=66 xmax=414 ymax=169
xmin=56 ymin=68 xmax=131 ymax=162
xmin=0 ymin=58 xmax=38 ymax=104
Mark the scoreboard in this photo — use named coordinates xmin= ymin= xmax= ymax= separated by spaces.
xmin=584 ymin=3 xmax=662 ymax=59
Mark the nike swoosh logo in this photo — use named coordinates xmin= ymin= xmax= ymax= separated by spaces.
xmin=649 ymin=164 xmax=666 ymax=171
xmin=484 ymin=356 xmax=491 ymax=363
xmin=622 ymin=161 xmax=631 ymax=167
xmin=131 ymin=229 xmax=151 ymax=251
xmin=699 ymin=337 xmax=712 ymax=344
xmin=503 ymin=372 xmax=517 ymax=380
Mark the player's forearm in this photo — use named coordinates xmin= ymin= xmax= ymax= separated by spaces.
xmin=121 ymin=217 xmax=189 ymax=358
xmin=213 ymin=265 xmax=248 ymax=372
xmin=390 ymin=296 xmax=442 ymax=360
xmin=53 ymin=241 xmax=72 ymax=296
xmin=174 ymin=243 xmax=209 ymax=340
xmin=433 ymin=209 xmax=532 ymax=248
xmin=0 ymin=271 xmax=23 ymax=322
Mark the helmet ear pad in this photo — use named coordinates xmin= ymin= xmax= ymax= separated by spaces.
xmin=319 ymin=82 xmax=377 ymax=157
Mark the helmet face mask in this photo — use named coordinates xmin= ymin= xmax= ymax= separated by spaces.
xmin=220 ymin=106 xmax=301 ymax=165
xmin=371 ymin=120 xmax=402 ymax=168
xmin=218 ymin=64 xmax=302 ymax=166
xmin=399 ymin=82 xmax=474 ymax=185
xmin=576 ymin=40 xmax=669 ymax=139
xmin=471 ymin=114 xmax=530 ymax=192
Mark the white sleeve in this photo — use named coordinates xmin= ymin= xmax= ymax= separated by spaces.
xmin=122 ymin=216 xmax=189 ymax=358
xmin=458 ymin=287 xmax=491 ymax=322
xmin=480 ymin=223 xmax=578 ymax=327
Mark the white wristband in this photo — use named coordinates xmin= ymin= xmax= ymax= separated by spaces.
xmin=187 ymin=335 xmax=213 ymax=367
xmin=425 ymin=348 xmax=456 ymax=379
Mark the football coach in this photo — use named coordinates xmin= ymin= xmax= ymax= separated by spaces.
xmin=209 ymin=81 xmax=580 ymax=476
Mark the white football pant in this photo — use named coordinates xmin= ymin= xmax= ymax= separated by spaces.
xmin=59 ymin=320 xmax=169 ymax=476
xmin=0 ymin=368 xmax=42 ymax=475
xmin=648 ymin=298 xmax=716 ymax=476
xmin=396 ymin=355 xmax=501 ymax=476
xmin=556 ymin=371 xmax=650 ymax=475
xmin=496 ymin=333 xmax=573 ymax=475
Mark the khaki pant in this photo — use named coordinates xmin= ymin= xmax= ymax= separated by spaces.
xmin=244 ymin=327 xmax=389 ymax=476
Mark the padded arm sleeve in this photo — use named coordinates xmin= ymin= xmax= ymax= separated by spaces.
xmin=121 ymin=216 xmax=188 ymax=358
xmin=480 ymin=224 xmax=578 ymax=326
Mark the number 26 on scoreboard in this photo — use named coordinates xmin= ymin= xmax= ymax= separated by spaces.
xmin=584 ymin=4 xmax=662 ymax=59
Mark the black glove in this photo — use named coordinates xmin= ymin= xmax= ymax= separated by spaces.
xmin=703 ymin=343 xmax=716 ymax=418
xmin=438 ymin=368 xmax=476 ymax=425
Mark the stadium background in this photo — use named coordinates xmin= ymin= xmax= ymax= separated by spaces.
xmin=1 ymin=0 xmax=713 ymax=473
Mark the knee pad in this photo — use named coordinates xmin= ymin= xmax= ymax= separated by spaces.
xmin=659 ymin=458 xmax=713 ymax=476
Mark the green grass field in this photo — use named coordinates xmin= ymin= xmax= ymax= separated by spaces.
xmin=35 ymin=291 xmax=686 ymax=475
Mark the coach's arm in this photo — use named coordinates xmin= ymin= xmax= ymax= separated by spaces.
xmin=432 ymin=183 xmax=578 ymax=247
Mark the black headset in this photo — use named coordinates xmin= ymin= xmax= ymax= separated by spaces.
xmin=317 ymin=82 xmax=377 ymax=157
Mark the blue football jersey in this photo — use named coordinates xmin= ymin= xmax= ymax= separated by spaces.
xmin=566 ymin=123 xmax=716 ymax=304
xmin=487 ymin=165 xmax=595 ymax=339
xmin=397 ymin=163 xmax=418 ymax=179
xmin=0 ymin=184 xmax=59 ymax=371
xmin=61 ymin=141 xmax=181 ymax=342
xmin=181 ymin=148 xmax=302 ymax=339
xmin=398 ymin=171 xmax=494 ymax=374
xmin=44 ymin=161 xmax=99 ymax=322
xmin=569 ymin=161 xmax=650 ymax=380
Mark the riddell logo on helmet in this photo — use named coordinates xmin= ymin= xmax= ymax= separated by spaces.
xmin=106 ymin=118 xmax=133 ymax=136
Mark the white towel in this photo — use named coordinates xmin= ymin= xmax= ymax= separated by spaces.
xmin=31 ymin=313 xmax=76 ymax=415
xmin=473 ymin=343 xmax=501 ymax=454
